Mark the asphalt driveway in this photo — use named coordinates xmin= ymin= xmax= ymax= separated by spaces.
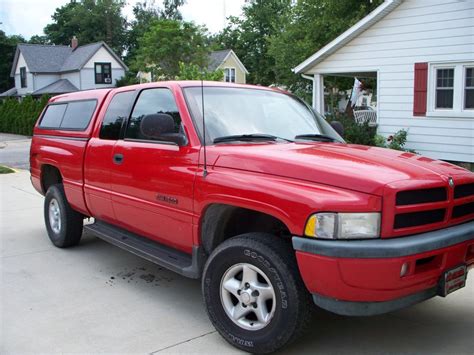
xmin=0 ymin=133 xmax=31 ymax=170
xmin=1 ymin=170 xmax=473 ymax=354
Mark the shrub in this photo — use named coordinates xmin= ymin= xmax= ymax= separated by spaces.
xmin=0 ymin=95 xmax=49 ymax=136
xmin=326 ymin=114 xmax=414 ymax=152
xmin=374 ymin=129 xmax=416 ymax=153
xmin=326 ymin=114 xmax=377 ymax=146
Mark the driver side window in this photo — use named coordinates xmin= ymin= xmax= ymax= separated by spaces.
xmin=125 ymin=88 xmax=182 ymax=141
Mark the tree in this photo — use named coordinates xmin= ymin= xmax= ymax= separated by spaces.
xmin=28 ymin=35 xmax=50 ymax=45
xmin=268 ymin=0 xmax=384 ymax=97
xmin=125 ymin=0 xmax=187 ymax=65
xmin=44 ymin=0 xmax=127 ymax=55
xmin=125 ymin=1 xmax=161 ymax=64
xmin=133 ymin=19 xmax=209 ymax=79
xmin=161 ymin=0 xmax=185 ymax=20
xmin=213 ymin=0 xmax=292 ymax=86
xmin=0 ymin=31 xmax=25 ymax=93
xmin=175 ymin=62 xmax=223 ymax=81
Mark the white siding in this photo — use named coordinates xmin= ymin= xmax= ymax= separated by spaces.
xmin=34 ymin=74 xmax=61 ymax=92
xmin=308 ymin=0 xmax=474 ymax=163
xmin=60 ymin=72 xmax=81 ymax=89
xmin=83 ymin=46 xmax=123 ymax=69
xmin=80 ymin=46 xmax=125 ymax=89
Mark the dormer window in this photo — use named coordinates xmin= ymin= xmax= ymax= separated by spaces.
xmin=95 ymin=63 xmax=112 ymax=84
xmin=20 ymin=67 xmax=27 ymax=88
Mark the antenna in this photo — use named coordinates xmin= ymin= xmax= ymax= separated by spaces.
xmin=201 ymin=77 xmax=208 ymax=177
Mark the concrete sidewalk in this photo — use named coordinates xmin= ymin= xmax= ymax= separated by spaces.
xmin=1 ymin=170 xmax=473 ymax=354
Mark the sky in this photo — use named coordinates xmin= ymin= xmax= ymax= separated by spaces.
xmin=0 ymin=0 xmax=246 ymax=39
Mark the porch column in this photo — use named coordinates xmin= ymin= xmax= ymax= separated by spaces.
xmin=312 ymin=74 xmax=324 ymax=113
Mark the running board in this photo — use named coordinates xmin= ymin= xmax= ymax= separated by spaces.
xmin=84 ymin=221 xmax=205 ymax=279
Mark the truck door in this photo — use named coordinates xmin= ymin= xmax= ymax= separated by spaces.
xmin=84 ymin=90 xmax=136 ymax=224
xmin=109 ymin=87 xmax=198 ymax=253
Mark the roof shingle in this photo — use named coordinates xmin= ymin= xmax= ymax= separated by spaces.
xmin=16 ymin=44 xmax=72 ymax=74
xmin=208 ymin=49 xmax=232 ymax=71
xmin=60 ymin=42 xmax=103 ymax=72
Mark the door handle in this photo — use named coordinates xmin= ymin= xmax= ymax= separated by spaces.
xmin=113 ymin=153 xmax=124 ymax=165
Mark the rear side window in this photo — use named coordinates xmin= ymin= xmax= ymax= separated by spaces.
xmin=100 ymin=91 xmax=135 ymax=140
xmin=39 ymin=100 xmax=96 ymax=130
xmin=61 ymin=101 xmax=97 ymax=129
xmin=39 ymin=104 xmax=67 ymax=128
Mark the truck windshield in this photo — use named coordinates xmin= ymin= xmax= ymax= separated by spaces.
xmin=183 ymin=87 xmax=344 ymax=144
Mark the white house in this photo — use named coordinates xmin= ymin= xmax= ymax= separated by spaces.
xmin=1 ymin=37 xmax=128 ymax=98
xmin=294 ymin=0 xmax=474 ymax=164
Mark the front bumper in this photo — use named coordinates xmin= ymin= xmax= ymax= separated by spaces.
xmin=292 ymin=221 xmax=474 ymax=316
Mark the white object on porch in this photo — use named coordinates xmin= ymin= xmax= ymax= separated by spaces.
xmin=353 ymin=109 xmax=377 ymax=126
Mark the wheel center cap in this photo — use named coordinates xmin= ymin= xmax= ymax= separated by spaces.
xmin=241 ymin=291 xmax=251 ymax=305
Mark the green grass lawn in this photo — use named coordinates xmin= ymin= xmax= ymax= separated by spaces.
xmin=0 ymin=165 xmax=15 ymax=174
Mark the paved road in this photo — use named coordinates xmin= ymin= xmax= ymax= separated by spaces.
xmin=1 ymin=171 xmax=474 ymax=354
xmin=0 ymin=133 xmax=31 ymax=169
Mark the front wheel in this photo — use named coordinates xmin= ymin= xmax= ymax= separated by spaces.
xmin=202 ymin=233 xmax=313 ymax=354
xmin=44 ymin=184 xmax=83 ymax=248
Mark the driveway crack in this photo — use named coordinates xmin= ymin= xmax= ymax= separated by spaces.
xmin=149 ymin=330 xmax=217 ymax=354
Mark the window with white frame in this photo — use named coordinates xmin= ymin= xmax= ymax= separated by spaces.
xmin=435 ymin=68 xmax=454 ymax=109
xmin=224 ymin=68 xmax=236 ymax=83
xmin=429 ymin=62 xmax=474 ymax=116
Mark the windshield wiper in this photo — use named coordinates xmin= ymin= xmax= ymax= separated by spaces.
xmin=213 ymin=134 xmax=292 ymax=144
xmin=294 ymin=134 xmax=337 ymax=142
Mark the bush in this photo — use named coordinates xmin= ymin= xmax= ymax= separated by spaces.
xmin=326 ymin=114 xmax=377 ymax=146
xmin=374 ymin=129 xmax=416 ymax=153
xmin=326 ymin=114 xmax=415 ymax=152
xmin=115 ymin=72 xmax=139 ymax=87
xmin=0 ymin=95 xmax=49 ymax=136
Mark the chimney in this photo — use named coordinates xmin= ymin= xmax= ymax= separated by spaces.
xmin=71 ymin=36 xmax=78 ymax=50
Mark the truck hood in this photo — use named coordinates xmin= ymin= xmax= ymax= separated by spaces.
xmin=212 ymin=143 xmax=471 ymax=195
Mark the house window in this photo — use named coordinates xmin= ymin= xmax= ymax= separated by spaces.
xmin=465 ymin=67 xmax=474 ymax=109
xmin=95 ymin=63 xmax=112 ymax=84
xmin=224 ymin=68 xmax=236 ymax=83
xmin=428 ymin=62 xmax=474 ymax=117
xmin=435 ymin=68 xmax=454 ymax=109
xmin=20 ymin=67 xmax=27 ymax=88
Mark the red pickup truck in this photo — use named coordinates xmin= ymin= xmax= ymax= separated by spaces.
xmin=31 ymin=81 xmax=474 ymax=353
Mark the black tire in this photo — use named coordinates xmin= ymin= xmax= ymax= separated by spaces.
xmin=202 ymin=233 xmax=313 ymax=354
xmin=44 ymin=184 xmax=83 ymax=248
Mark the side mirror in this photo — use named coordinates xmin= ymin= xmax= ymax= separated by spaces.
xmin=330 ymin=121 xmax=344 ymax=138
xmin=140 ymin=113 xmax=187 ymax=146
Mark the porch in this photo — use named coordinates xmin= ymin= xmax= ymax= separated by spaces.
xmin=305 ymin=70 xmax=378 ymax=125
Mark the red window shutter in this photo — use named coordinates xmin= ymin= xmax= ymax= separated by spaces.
xmin=413 ymin=62 xmax=428 ymax=116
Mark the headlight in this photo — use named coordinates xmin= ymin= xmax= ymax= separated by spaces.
xmin=305 ymin=212 xmax=380 ymax=239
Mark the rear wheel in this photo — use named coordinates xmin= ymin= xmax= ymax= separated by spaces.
xmin=44 ymin=184 xmax=83 ymax=248
xmin=202 ymin=233 xmax=313 ymax=354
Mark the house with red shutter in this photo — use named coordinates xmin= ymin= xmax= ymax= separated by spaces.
xmin=294 ymin=0 xmax=473 ymax=164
